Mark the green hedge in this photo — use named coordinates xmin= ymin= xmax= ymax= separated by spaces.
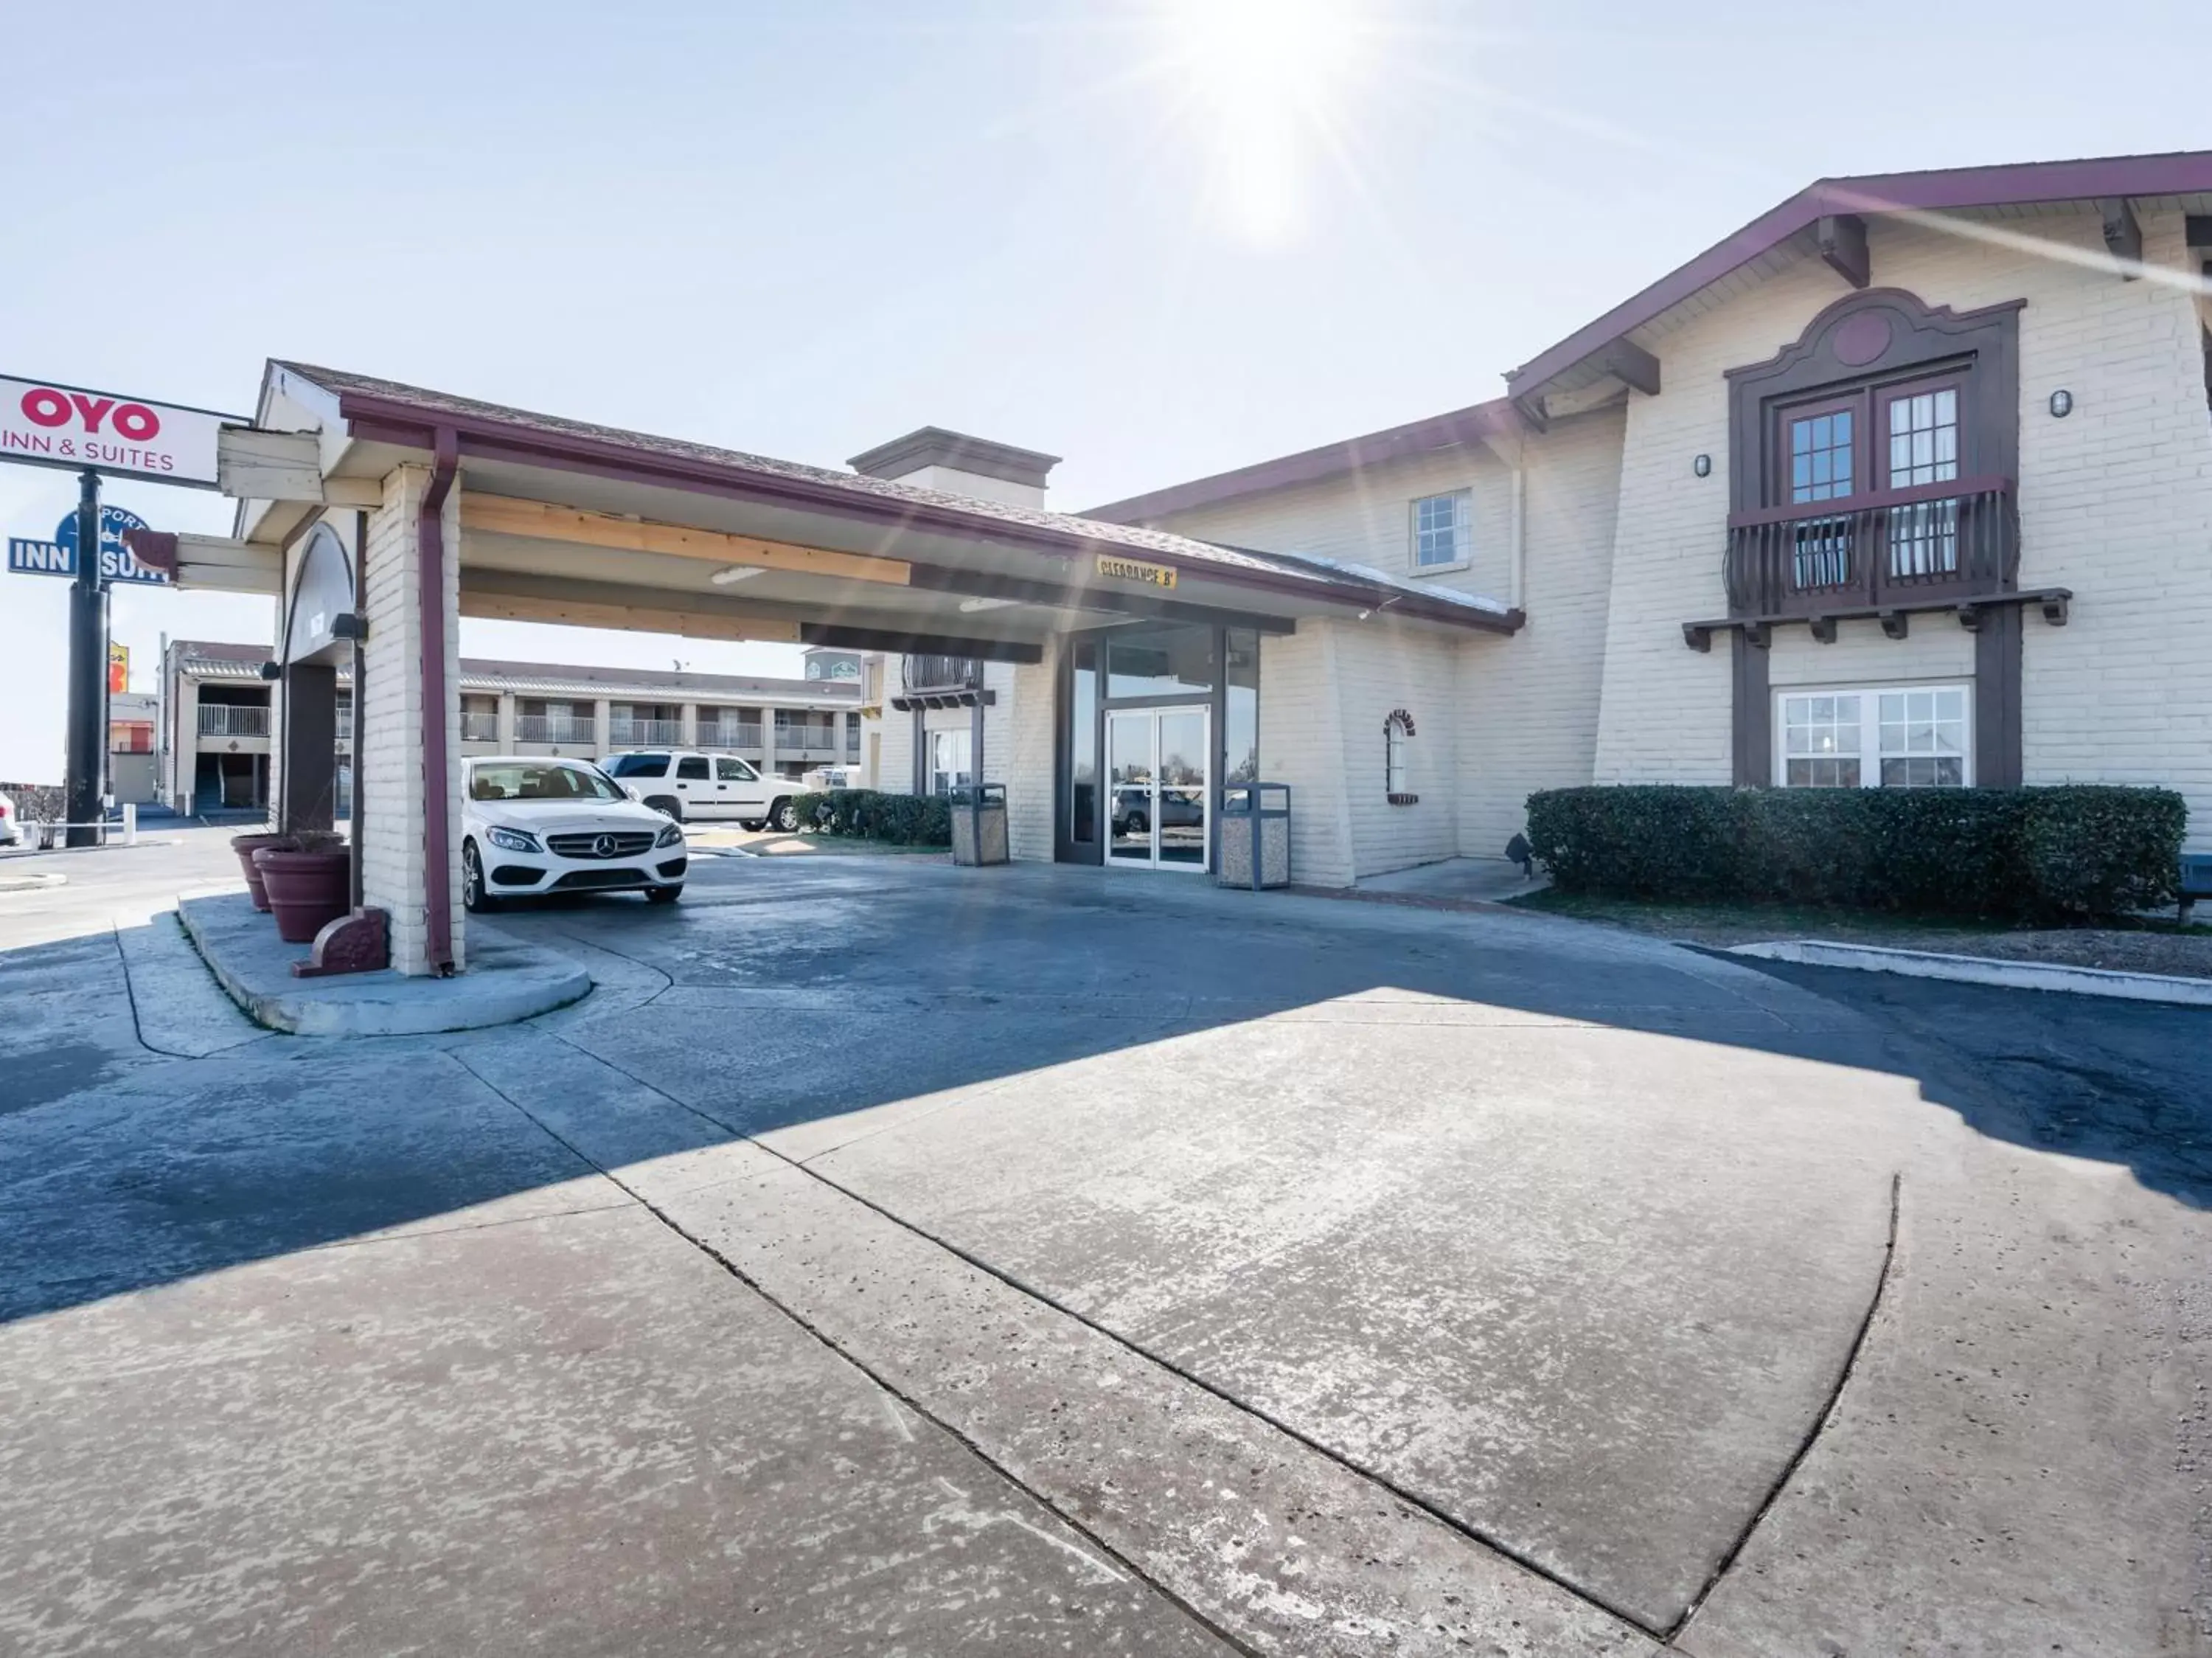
xmin=1523 ymin=784 xmax=2185 ymax=920
xmin=785 ymin=789 xmax=953 ymax=847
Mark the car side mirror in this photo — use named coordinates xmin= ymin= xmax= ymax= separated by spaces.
xmin=623 ymin=785 xmax=643 ymax=802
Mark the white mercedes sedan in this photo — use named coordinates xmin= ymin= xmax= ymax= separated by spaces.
xmin=460 ymin=757 xmax=686 ymax=912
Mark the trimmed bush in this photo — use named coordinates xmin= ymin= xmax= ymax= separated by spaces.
xmin=1524 ymin=783 xmax=2184 ymax=920
xmin=785 ymin=788 xmax=952 ymax=847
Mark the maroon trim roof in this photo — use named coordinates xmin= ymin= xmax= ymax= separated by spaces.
xmin=1506 ymin=149 xmax=2212 ymax=398
xmin=1085 ymin=150 xmax=2212 ymax=524
xmin=276 ymin=362 xmax=1519 ymax=635
xmin=1085 ymin=399 xmax=1521 ymax=524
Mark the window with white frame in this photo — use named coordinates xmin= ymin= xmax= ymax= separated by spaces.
xmin=927 ymin=728 xmax=973 ymax=797
xmin=1411 ymin=490 xmax=1470 ymax=570
xmin=1777 ymin=685 xmax=1969 ymax=788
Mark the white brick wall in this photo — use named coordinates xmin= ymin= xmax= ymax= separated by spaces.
xmin=1458 ymin=406 xmax=1628 ymax=856
xmin=1007 ymin=642 xmax=1057 ymax=861
xmin=1328 ymin=620 xmax=1461 ymax=878
xmin=1159 ymin=446 xmax=1517 ymax=601
xmin=359 ymin=465 xmax=465 ymax=977
xmin=1256 ymin=621 xmax=1353 ymax=886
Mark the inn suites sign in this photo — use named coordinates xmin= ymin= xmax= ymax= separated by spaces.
xmin=0 ymin=374 xmax=236 ymax=488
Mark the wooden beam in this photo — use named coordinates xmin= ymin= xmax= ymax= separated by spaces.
xmin=1817 ymin=214 xmax=1870 ymax=288
xmin=218 ymin=427 xmax=324 ymax=502
xmin=459 ymin=588 xmax=802 ymax=644
xmin=459 ymin=494 xmax=911 ymax=586
xmin=2099 ymin=198 xmax=2142 ymax=277
xmin=798 ymin=623 xmax=1043 ymax=665
xmin=1598 ymin=339 xmax=1661 ymax=397
xmin=902 ymin=564 xmax=1297 ymax=634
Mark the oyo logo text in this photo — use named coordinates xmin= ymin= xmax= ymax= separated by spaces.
xmin=18 ymin=386 xmax=162 ymax=443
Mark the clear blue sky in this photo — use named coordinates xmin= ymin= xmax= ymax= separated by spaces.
xmin=1 ymin=0 xmax=2200 ymax=783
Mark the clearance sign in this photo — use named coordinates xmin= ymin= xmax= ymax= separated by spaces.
xmin=0 ymin=375 xmax=235 ymax=488
xmin=1096 ymin=553 xmax=1178 ymax=590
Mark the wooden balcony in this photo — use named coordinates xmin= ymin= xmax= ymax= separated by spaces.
xmin=1687 ymin=476 xmax=2067 ymax=650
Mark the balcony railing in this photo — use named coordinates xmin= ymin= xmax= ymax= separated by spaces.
xmin=774 ymin=723 xmax=843 ymax=754
xmin=902 ymin=656 xmax=983 ymax=694
xmin=198 ymin=704 xmax=269 ymax=737
xmin=459 ymin=711 xmax=499 ymax=742
xmin=700 ymin=722 xmax=765 ymax=750
xmin=517 ymin=714 xmax=594 ymax=744
xmin=609 ymin=718 xmax=682 ymax=746
xmin=1725 ymin=477 xmax=2017 ymax=620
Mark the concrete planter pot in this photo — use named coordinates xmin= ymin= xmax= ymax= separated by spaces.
xmin=230 ymin=832 xmax=288 ymax=912
xmin=253 ymin=848 xmax=352 ymax=943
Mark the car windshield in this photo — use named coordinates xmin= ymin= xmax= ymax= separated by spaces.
xmin=469 ymin=763 xmax=623 ymax=803
xmin=606 ymin=753 xmax=670 ymax=778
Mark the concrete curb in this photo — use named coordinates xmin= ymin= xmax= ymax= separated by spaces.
xmin=1724 ymin=938 xmax=2212 ymax=1007
xmin=0 ymin=871 xmax=66 ymax=893
xmin=178 ymin=894 xmax=592 ymax=1036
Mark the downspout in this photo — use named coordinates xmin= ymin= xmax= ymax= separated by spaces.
xmin=420 ymin=429 xmax=459 ymax=975
xmin=1509 ymin=462 xmax=1527 ymax=613
xmin=349 ymin=510 xmax=367 ymax=913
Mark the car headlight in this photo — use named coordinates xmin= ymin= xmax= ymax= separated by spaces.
xmin=654 ymin=822 xmax=684 ymax=848
xmin=485 ymin=825 xmax=541 ymax=853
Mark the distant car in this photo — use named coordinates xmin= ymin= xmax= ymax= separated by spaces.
xmin=0 ymin=791 xmax=18 ymax=847
xmin=602 ymin=749 xmax=803 ymax=832
xmin=801 ymin=765 xmax=860 ymax=792
xmin=1111 ymin=785 xmax=1205 ymax=836
xmin=460 ymin=756 xmax=686 ymax=912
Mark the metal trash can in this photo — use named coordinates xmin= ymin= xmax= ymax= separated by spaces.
xmin=949 ymin=782 xmax=1009 ymax=867
xmin=1217 ymin=783 xmax=1290 ymax=889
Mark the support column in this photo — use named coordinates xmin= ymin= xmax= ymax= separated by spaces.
xmin=592 ymin=698 xmax=611 ymax=755
xmin=359 ymin=464 xmax=467 ymax=977
xmin=497 ymin=692 xmax=518 ymax=748
xmin=681 ymin=702 xmax=698 ymax=747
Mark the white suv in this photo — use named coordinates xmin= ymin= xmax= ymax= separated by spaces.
xmin=602 ymin=750 xmax=803 ymax=831
xmin=461 ymin=756 xmax=686 ymax=912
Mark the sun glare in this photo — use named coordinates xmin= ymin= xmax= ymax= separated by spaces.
xmin=1156 ymin=0 xmax=1376 ymax=245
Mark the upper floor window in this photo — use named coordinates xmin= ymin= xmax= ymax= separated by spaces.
xmin=1777 ymin=685 xmax=1969 ymax=788
xmin=1411 ymin=490 xmax=1470 ymax=571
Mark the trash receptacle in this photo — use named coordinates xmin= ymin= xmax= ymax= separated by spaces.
xmin=950 ymin=782 xmax=1009 ymax=867
xmin=1217 ymin=783 xmax=1290 ymax=889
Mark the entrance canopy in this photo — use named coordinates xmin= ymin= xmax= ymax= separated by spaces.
xmin=217 ymin=362 xmax=1523 ymax=652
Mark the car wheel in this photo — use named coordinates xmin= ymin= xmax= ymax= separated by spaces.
xmin=647 ymin=884 xmax=682 ymax=905
xmin=739 ymin=819 xmax=764 ymax=832
xmin=462 ymin=841 xmax=499 ymax=913
xmin=645 ymin=794 xmax=684 ymax=822
xmin=771 ymin=798 xmax=799 ymax=833
xmin=1126 ymin=812 xmax=1147 ymax=835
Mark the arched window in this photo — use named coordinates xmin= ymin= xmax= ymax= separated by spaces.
xmin=1384 ymin=710 xmax=1417 ymax=805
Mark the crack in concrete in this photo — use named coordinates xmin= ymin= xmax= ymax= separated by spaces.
xmin=444 ymin=1044 xmax=1270 ymax=1658
xmin=1666 ymin=1170 xmax=1904 ymax=1647
xmin=518 ymin=1030 xmax=1666 ymax=1644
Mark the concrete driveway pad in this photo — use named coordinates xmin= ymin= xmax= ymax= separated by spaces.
xmin=4 ymin=836 xmax=2206 ymax=1654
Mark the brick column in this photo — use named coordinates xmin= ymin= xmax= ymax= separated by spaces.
xmin=359 ymin=464 xmax=467 ymax=976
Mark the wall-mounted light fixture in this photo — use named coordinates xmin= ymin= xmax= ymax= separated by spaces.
xmin=2048 ymin=389 xmax=2074 ymax=418
xmin=709 ymin=563 xmax=765 ymax=585
xmin=1693 ymin=453 xmax=1712 ymax=477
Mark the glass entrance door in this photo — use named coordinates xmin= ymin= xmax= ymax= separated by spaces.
xmin=1106 ymin=706 xmax=1209 ymax=872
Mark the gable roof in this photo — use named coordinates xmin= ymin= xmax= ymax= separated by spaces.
xmin=1087 ymin=149 xmax=2212 ymax=524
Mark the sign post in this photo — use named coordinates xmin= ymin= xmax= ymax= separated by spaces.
xmin=0 ymin=375 xmax=240 ymax=847
xmin=64 ymin=470 xmax=103 ymax=845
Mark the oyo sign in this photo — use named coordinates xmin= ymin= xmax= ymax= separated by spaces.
xmin=0 ymin=375 xmax=236 ymax=488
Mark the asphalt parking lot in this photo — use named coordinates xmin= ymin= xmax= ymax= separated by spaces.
xmin=1 ymin=829 xmax=2205 ymax=1656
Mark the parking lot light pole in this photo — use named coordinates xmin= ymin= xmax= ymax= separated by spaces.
xmin=63 ymin=468 xmax=105 ymax=847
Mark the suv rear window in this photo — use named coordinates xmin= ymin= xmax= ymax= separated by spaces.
xmin=607 ymin=753 xmax=669 ymax=779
